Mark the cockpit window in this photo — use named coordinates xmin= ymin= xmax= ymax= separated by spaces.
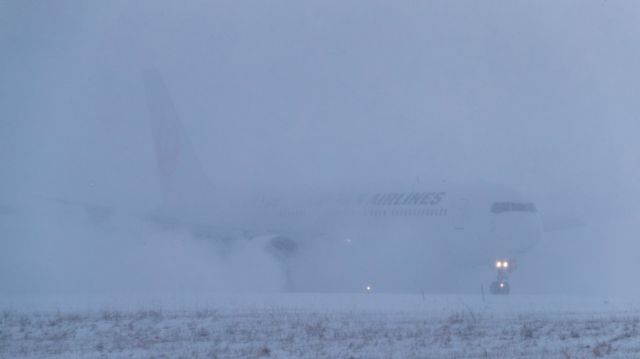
xmin=491 ymin=202 xmax=537 ymax=214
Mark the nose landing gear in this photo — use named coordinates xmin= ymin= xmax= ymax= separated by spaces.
xmin=490 ymin=260 xmax=513 ymax=295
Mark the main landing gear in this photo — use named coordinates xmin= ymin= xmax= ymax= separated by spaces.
xmin=490 ymin=259 xmax=513 ymax=295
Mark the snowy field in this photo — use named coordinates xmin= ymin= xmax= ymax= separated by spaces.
xmin=2 ymin=294 xmax=640 ymax=358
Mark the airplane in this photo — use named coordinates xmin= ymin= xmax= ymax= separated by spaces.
xmin=138 ymin=69 xmax=545 ymax=294
xmin=41 ymin=70 xmax=561 ymax=295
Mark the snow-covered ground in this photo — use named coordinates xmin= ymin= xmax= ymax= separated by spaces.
xmin=3 ymin=293 xmax=640 ymax=358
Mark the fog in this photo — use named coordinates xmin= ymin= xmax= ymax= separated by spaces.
xmin=1 ymin=1 xmax=640 ymax=296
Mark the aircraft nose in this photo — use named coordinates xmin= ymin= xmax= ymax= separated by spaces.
xmin=490 ymin=214 xmax=542 ymax=256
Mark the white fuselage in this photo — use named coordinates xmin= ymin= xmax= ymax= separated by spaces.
xmin=171 ymin=180 xmax=543 ymax=292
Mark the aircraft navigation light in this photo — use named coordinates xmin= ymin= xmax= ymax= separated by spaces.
xmin=496 ymin=261 xmax=503 ymax=268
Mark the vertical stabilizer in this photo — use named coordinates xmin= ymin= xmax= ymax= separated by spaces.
xmin=142 ymin=70 xmax=214 ymax=213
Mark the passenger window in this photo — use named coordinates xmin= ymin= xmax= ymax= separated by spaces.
xmin=491 ymin=202 xmax=537 ymax=214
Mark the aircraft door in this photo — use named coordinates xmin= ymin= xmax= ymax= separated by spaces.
xmin=453 ymin=198 xmax=468 ymax=230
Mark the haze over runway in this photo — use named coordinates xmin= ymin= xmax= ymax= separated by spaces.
xmin=2 ymin=0 xmax=640 ymax=297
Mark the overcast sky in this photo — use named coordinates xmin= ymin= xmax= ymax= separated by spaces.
xmin=3 ymin=1 xmax=640 ymax=211
xmin=1 ymin=1 xmax=640 ymax=294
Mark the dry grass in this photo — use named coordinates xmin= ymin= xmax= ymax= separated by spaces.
xmin=2 ymin=308 xmax=640 ymax=358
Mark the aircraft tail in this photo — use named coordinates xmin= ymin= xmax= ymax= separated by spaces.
xmin=142 ymin=70 xmax=214 ymax=212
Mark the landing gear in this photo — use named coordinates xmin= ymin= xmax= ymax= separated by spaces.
xmin=490 ymin=280 xmax=510 ymax=295
xmin=490 ymin=260 xmax=513 ymax=295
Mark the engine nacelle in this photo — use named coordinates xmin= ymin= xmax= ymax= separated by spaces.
xmin=251 ymin=235 xmax=298 ymax=260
